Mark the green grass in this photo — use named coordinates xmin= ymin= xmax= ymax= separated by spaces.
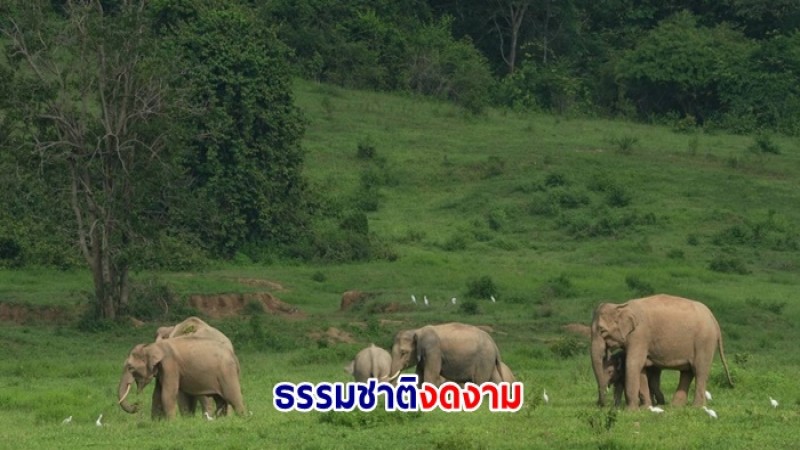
xmin=1 ymin=79 xmax=799 ymax=448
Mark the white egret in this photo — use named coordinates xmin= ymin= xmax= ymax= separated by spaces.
xmin=770 ymin=396 xmax=779 ymax=408
xmin=424 ymin=295 xmax=429 ymax=306
xmin=648 ymin=405 xmax=664 ymax=413
xmin=490 ymin=295 xmax=496 ymax=303
xmin=705 ymin=390 xmax=712 ymax=401
xmin=204 ymin=411 xmax=215 ymax=421
xmin=451 ymin=297 xmax=457 ymax=305
xmin=542 ymin=389 xmax=549 ymax=404
xmin=702 ymin=406 xmax=717 ymax=419
xmin=411 ymin=295 xmax=417 ymax=305
xmin=95 ymin=414 xmax=104 ymax=427
xmin=61 ymin=416 xmax=72 ymax=425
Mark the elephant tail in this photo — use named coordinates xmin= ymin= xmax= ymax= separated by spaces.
xmin=717 ymin=332 xmax=734 ymax=388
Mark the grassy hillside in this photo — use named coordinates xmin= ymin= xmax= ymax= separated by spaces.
xmin=0 ymin=80 xmax=798 ymax=448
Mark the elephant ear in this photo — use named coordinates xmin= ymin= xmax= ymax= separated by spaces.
xmin=617 ymin=306 xmax=638 ymax=342
xmin=145 ymin=344 xmax=166 ymax=376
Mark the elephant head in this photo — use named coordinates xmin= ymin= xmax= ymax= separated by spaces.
xmin=386 ymin=329 xmax=419 ymax=381
xmin=590 ymin=302 xmax=636 ymax=406
xmin=118 ymin=343 xmax=165 ymax=413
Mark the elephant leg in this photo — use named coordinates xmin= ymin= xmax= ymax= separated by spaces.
xmin=199 ymin=396 xmax=214 ymax=416
xmin=613 ymin=380 xmax=624 ymax=407
xmin=151 ymin=380 xmax=165 ymax=420
xmin=178 ymin=390 xmax=197 ymax=416
xmin=623 ymin=350 xmax=647 ymax=410
xmin=160 ymin=374 xmax=180 ymax=419
xmin=692 ymin=365 xmax=710 ymax=406
xmin=213 ymin=395 xmax=229 ymax=417
xmin=638 ymin=371 xmax=653 ymax=407
xmin=647 ymin=368 xmax=665 ymax=406
xmin=671 ymin=370 xmax=693 ymax=406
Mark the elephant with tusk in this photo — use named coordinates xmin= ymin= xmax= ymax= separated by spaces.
xmin=117 ymin=337 xmax=246 ymax=420
xmin=384 ymin=322 xmax=506 ymax=386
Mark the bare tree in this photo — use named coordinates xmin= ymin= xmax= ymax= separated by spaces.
xmin=2 ymin=0 xmax=169 ymax=319
xmin=492 ymin=0 xmax=532 ymax=73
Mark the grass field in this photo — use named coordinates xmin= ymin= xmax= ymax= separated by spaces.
xmin=0 ymin=79 xmax=799 ymax=448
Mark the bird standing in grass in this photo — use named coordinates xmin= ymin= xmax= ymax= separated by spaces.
xmin=490 ymin=295 xmax=496 ymax=303
xmin=95 ymin=414 xmax=103 ymax=427
xmin=705 ymin=390 xmax=712 ymax=401
xmin=411 ymin=295 xmax=417 ymax=305
xmin=702 ymin=406 xmax=717 ymax=419
xmin=204 ymin=411 xmax=215 ymax=421
xmin=542 ymin=389 xmax=549 ymax=404
xmin=648 ymin=405 xmax=664 ymax=413
xmin=61 ymin=416 xmax=72 ymax=425
xmin=451 ymin=297 xmax=457 ymax=306
xmin=424 ymin=296 xmax=429 ymax=306
xmin=770 ymin=396 xmax=779 ymax=408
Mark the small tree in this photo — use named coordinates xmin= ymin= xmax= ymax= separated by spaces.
xmin=2 ymin=0 xmax=173 ymax=319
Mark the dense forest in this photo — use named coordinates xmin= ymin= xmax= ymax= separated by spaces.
xmin=1 ymin=0 xmax=798 ymax=319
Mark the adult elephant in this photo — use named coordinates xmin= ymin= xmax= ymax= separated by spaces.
xmin=155 ymin=316 xmax=233 ymax=350
xmin=154 ymin=316 xmax=235 ymax=416
xmin=384 ymin=322 xmax=504 ymax=385
xmin=117 ymin=337 xmax=246 ymax=419
xmin=345 ymin=344 xmax=392 ymax=382
xmin=590 ymin=294 xmax=733 ymax=409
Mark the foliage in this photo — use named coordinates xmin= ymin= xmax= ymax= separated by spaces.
xmin=405 ymin=17 xmax=495 ymax=114
xmin=616 ymin=11 xmax=753 ymax=125
xmin=465 ymin=275 xmax=498 ymax=299
xmin=164 ymin=1 xmax=310 ymax=258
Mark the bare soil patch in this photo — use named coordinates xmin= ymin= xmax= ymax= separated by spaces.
xmin=187 ymin=292 xmax=303 ymax=319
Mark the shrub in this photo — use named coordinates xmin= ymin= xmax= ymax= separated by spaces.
xmin=625 ymin=275 xmax=655 ymax=297
xmin=465 ymin=275 xmax=498 ymax=299
xmin=611 ymin=135 xmax=638 ymax=155
xmin=356 ymin=139 xmax=376 ymax=159
xmin=539 ymin=274 xmax=576 ymax=299
xmin=708 ymin=255 xmax=750 ymax=274
xmin=459 ymin=300 xmax=480 ymax=315
xmin=747 ymin=132 xmax=781 ymax=155
xmin=549 ymin=337 xmax=585 ymax=359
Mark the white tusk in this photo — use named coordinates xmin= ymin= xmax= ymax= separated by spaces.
xmin=381 ymin=370 xmax=402 ymax=382
xmin=118 ymin=383 xmax=132 ymax=404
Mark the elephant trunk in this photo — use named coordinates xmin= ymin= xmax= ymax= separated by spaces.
xmin=591 ymin=336 xmax=609 ymax=407
xmin=117 ymin=370 xmax=138 ymax=414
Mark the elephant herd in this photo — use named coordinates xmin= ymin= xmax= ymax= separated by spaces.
xmin=117 ymin=293 xmax=733 ymax=419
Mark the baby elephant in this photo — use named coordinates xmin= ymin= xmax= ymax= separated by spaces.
xmin=605 ymin=351 xmax=665 ymax=407
xmin=345 ymin=344 xmax=392 ymax=382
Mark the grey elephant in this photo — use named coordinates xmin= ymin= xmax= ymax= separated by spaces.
xmin=345 ymin=344 xmax=392 ymax=382
xmin=385 ymin=322 xmax=504 ymax=385
xmin=591 ymin=294 xmax=733 ymax=409
xmin=439 ymin=361 xmax=515 ymax=384
xmin=154 ymin=316 xmax=234 ymax=416
xmin=117 ymin=337 xmax=246 ymax=419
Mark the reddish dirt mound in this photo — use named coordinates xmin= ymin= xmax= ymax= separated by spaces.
xmin=188 ymin=292 xmax=303 ymax=319
xmin=308 ymin=327 xmax=356 ymax=345
xmin=562 ymin=323 xmax=591 ymax=339
xmin=0 ymin=303 xmax=72 ymax=324
xmin=340 ymin=290 xmax=367 ymax=311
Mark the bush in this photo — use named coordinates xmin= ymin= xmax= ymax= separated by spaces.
xmin=405 ymin=17 xmax=494 ymax=114
xmin=539 ymin=274 xmax=576 ymax=299
xmin=549 ymin=337 xmax=585 ymax=358
xmin=459 ymin=300 xmax=481 ymax=315
xmin=356 ymin=139 xmax=377 ymax=159
xmin=625 ymin=275 xmax=655 ymax=297
xmin=708 ymin=255 xmax=750 ymax=274
xmin=123 ymin=277 xmax=197 ymax=322
xmin=465 ymin=275 xmax=498 ymax=299
xmin=747 ymin=132 xmax=780 ymax=155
